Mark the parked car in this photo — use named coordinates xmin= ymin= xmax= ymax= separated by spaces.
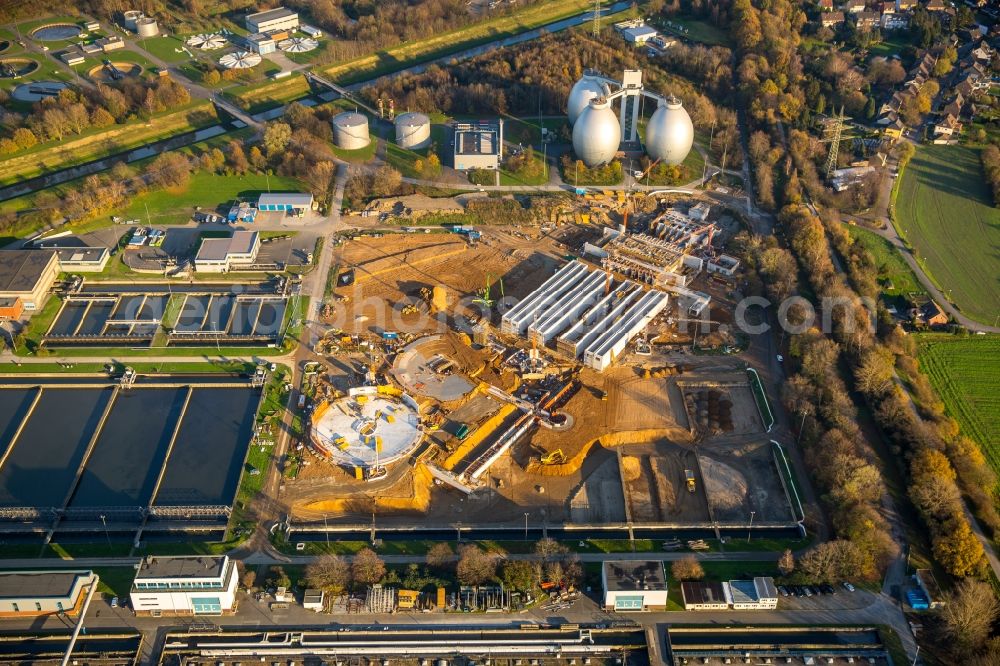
xmin=802 ymin=586 xmax=813 ymax=597
xmin=777 ymin=585 xmax=789 ymax=596
xmin=820 ymin=584 xmax=836 ymax=595
xmin=843 ymin=582 xmax=856 ymax=592
xmin=110 ymin=596 xmax=118 ymax=608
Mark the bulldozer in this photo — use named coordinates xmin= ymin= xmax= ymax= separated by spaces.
xmin=540 ymin=449 xmax=566 ymax=465
xmin=685 ymin=469 xmax=696 ymax=493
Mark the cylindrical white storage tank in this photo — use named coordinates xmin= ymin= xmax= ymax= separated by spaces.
xmin=572 ymin=97 xmax=621 ymax=167
xmin=395 ymin=112 xmax=431 ymax=150
xmin=567 ymin=73 xmax=610 ymax=126
xmin=122 ymin=10 xmax=142 ymax=31
xmin=136 ymin=17 xmax=159 ymax=37
xmin=645 ymin=96 xmax=694 ymax=166
xmin=333 ymin=111 xmax=370 ymax=150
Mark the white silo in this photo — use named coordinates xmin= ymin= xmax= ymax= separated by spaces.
xmin=572 ymin=97 xmax=621 ymax=167
xmin=136 ymin=17 xmax=159 ymax=37
xmin=567 ymin=73 xmax=610 ymax=126
xmin=395 ymin=112 xmax=431 ymax=150
xmin=645 ymin=96 xmax=694 ymax=166
xmin=333 ymin=111 xmax=370 ymax=150
xmin=122 ymin=10 xmax=142 ymax=31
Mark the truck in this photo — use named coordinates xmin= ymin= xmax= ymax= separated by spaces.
xmin=455 ymin=423 xmax=470 ymax=440
xmin=685 ymin=469 xmax=696 ymax=493
xmin=298 ymin=394 xmax=306 ymax=410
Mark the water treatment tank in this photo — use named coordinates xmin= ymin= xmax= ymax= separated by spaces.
xmin=567 ymin=73 xmax=610 ymax=126
xmin=122 ymin=10 xmax=142 ymax=31
xmin=572 ymin=97 xmax=621 ymax=167
xmin=395 ymin=112 xmax=431 ymax=150
xmin=136 ymin=17 xmax=159 ymax=37
xmin=333 ymin=111 xmax=370 ymax=150
xmin=645 ymin=96 xmax=694 ymax=166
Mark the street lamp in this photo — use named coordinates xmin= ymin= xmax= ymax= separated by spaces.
xmin=746 ymin=510 xmax=755 ymax=543
xmin=99 ymin=514 xmax=111 ymax=549
xmin=523 ymin=512 xmax=529 ymax=541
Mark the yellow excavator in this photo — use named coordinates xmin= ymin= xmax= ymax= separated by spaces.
xmin=540 ymin=449 xmax=566 ymax=465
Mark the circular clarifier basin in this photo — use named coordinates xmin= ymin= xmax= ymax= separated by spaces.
xmin=31 ymin=23 xmax=81 ymax=41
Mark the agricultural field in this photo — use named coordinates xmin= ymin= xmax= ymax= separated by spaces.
xmin=112 ymin=172 xmax=308 ymax=225
xmin=916 ymin=334 xmax=1000 ymax=472
xmin=894 ymin=145 xmax=1000 ymax=325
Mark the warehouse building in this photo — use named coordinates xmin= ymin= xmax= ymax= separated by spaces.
xmin=602 ymin=561 xmax=668 ymax=611
xmin=257 ymin=192 xmax=314 ymax=216
xmin=244 ymin=33 xmax=276 ymax=54
xmin=453 ymin=120 xmax=503 ymax=171
xmin=130 ymin=555 xmax=239 ymax=616
xmin=194 ymin=230 xmax=260 ymax=273
xmin=0 ymin=570 xmax=96 ymax=618
xmin=246 ymin=7 xmax=299 ymax=34
xmin=502 ymin=260 xmax=669 ymax=371
xmin=0 ymin=249 xmax=59 ymax=310
xmin=680 ymin=581 xmax=729 ymax=610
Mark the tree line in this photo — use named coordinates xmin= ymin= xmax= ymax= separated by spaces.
xmin=0 ymin=78 xmax=191 ymax=155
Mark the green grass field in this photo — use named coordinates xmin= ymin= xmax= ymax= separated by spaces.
xmin=916 ymin=334 xmax=1000 ymax=473
xmin=137 ymin=35 xmax=193 ymax=64
xmin=895 ymin=145 xmax=1000 ymax=325
xmin=847 ymin=225 xmax=926 ymax=298
xmin=113 ymin=172 xmax=308 ymax=225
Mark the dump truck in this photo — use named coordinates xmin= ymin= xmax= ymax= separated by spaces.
xmin=685 ymin=469 xmax=696 ymax=493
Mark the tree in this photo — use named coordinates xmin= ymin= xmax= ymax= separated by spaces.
xmin=147 ymin=152 xmax=191 ymax=190
xmin=90 ymin=107 xmax=115 ymax=128
xmin=248 ymin=145 xmax=266 ymax=171
xmin=351 ymin=548 xmax=386 ymax=586
xmin=266 ymin=566 xmax=291 ymax=589
xmin=778 ymin=549 xmax=795 ymax=575
xmin=202 ymin=68 xmax=221 ymax=85
xmin=500 ymin=560 xmax=537 ymax=592
xmin=933 ymin=517 xmax=987 ymax=578
xmin=371 ymin=165 xmax=402 ymax=197
xmin=798 ymin=540 xmax=868 ymax=583
xmin=426 ymin=543 xmax=454 ymax=571
xmin=264 ymin=121 xmax=292 ymax=158
xmin=306 ymin=554 xmax=351 ymax=594
xmin=227 ymin=141 xmax=250 ymax=175
xmin=671 ymin=556 xmax=705 ymax=581
xmin=241 ymin=569 xmax=257 ymax=590
xmin=456 ymin=544 xmax=498 ymax=586
xmin=940 ymin=579 xmax=1000 ymax=657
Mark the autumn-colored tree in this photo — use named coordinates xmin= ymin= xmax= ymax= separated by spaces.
xmin=264 ymin=122 xmax=292 ymax=159
xmin=671 ymin=556 xmax=704 ymax=581
xmin=456 ymin=544 xmax=499 ymax=586
xmin=241 ymin=569 xmax=257 ymax=590
xmin=306 ymin=554 xmax=351 ymax=594
xmin=248 ymin=146 xmax=266 ymax=171
xmin=351 ymin=548 xmax=386 ymax=586
xmin=425 ymin=543 xmax=454 ymax=571
xmin=500 ymin=560 xmax=537 ymax=592
xmin=940 ymin=579 xmax=1000 ymax=658
xmin=778 ymin=549 xmax=795 ymax=575
xmin=933 ymin=517 xmax=987 ymax=578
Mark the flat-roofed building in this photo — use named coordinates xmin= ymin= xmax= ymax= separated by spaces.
xmin=453 ymin=120 xmax=503 ymax=171
xmin=727 ymin=577 xmax=778 ymax=610
xmin=257 ymin=192 xmax=314 ymax=215
xmin=601 ymin=560 xmax=669 ymax=611
xmin=130 ymin=555 xmax=239 ymax=616
xmin=0 ymin=250 xmax=59 ymax=310
xmin=680 ymin=581 xmax=729 ymax=610
xmin=244 ymin=33 xmax=276 ymax=54
xmin=194 ymin=231 xmax=260 ymax=273
xmin=246 ymin=7 xmax=299 ymax=34
xmin=0 ymin=570 xmax=96 ymax=618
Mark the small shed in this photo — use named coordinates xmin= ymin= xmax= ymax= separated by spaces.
xmin=303 ymin=588 xmax=325 ymax=611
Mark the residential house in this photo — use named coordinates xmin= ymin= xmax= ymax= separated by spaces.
xmin=925 ymin=0 xmax=946 ymax=11
xmin=933 ymin=113 xmax=962 ymax=138
xmin=914 ymin=300 xmax=949 ymax=326
xmin=856 ymin=10 xmax=881 ymax=28
xmin=844 ymin=0 xmax=866 ymax=12
xmin=882 ymin=12 xmax=910 ymax=29
xmin=819 ymin=0 xmax=834 ymax=9
xmin=896 ymin=0 xmax=916 ymax=9
xmin=822 ymin=10 xmax=846 ymax=26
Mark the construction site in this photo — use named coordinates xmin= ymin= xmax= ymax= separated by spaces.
xmin=281 ymin=195 xmax=803 ymax=538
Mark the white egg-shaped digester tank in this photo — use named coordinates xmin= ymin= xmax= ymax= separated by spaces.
xmin=333 ymin=111 xmax=370 ymax=150
xmin=645 ymin=96 xmax=694 ymax=166
xmin=567 ymin=73 xmax=610 ymax=126
xmin=395 ymin=112 xmax=431 ymax=150
xmin=572 ymin=97 xmax=621 ymax=167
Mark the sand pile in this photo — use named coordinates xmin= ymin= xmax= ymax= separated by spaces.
xmin=700 ymin=456 xmax=747 ymax=511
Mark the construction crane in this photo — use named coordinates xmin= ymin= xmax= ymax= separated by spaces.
xmin=473 ymin=274 xmax=504 ymax=308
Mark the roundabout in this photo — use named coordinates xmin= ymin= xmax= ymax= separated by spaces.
xmin=309 ymin=392 xmax=422 ymax=472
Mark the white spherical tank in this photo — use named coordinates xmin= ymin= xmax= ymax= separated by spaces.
xmin=645 ymin=96 xmax=694 ymax=166
xmin=572 ymin=97 xmax=621 ymax=167
xmin=136 ymin=17 xmax=159 ymax=37
xmin=333 ymin=111 xmax=370 ymax=150
xmin=567 ymin=74 xmax=609 ymax=126
xmin=395 ymin=112 xmax=431 ymax=150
